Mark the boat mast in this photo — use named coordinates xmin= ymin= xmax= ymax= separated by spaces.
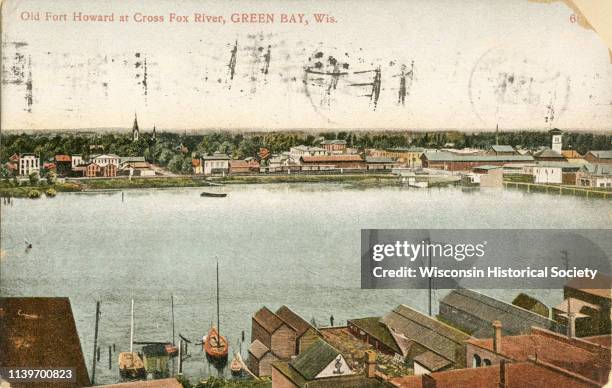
xmin=216 ymin=260 xmax=220 ymax=339
xmin=130 ymin=299 xmax=134 ymax=353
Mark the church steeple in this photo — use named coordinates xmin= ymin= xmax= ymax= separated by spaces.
xmin=132 ymin=113 xmax=139 ymax=141
xmin=152 ymin=125 xmax=156 ymax=140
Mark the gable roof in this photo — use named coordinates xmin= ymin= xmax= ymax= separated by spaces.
xmin=413 ymin=350 xmax=453 ymax=372
xmin=276 ymin=306 xmax=313 ymax=338
xmin=54 ymin=155 xmax=71 ymax=162
xmin=248 ymin=339 xmax=271 ymax=359
xmin=253 ymin=306 xmax=284 ymax=334
xmin=579 ymin=163 xmax=611 ymax=175
xmin=422 ymin=151 xmax=533 ymax=163
xmin=381 ymin=305 xmax=470 ymax=364
xmin=365 ymin=157 xmax=396 ymax=163
xmin=534 ymin=149 xmax=565 ymax=159
xmin=320 ymin=139 xmax=347 ymax=145
xmin=290 ymin=338 xmax=341 ymax=380
xmin=490 ymin=145 xmax=515 ymax=152
xmin=586 ymin=150 xmax=612 ymax=159
xmin=347 ymin=316 xmax=401 ymax=354
xmin=301 ymin=155 xmax=363 ymax=163
xmin=201 ymin=153 xmax=230 ymax=160
xmin=440 ymin=289 xmax=559 ymax=336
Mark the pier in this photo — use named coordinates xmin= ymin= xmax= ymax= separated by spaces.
xmin=504 ymin=181 xmax=610 ymax=199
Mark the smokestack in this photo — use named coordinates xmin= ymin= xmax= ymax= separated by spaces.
xmin=364 ymin=350 xmax=377 ymax=378
xmin=498 ymin=359 xmax=507 ymax=388
xmin=422 ymin=373 xmax=436 ymax=388
xmin=492 ymin=320 xmax=502 ymax=354
xmin=568 ymin=312 xmax=576 ymax=338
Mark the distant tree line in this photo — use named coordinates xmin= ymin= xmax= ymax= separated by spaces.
xmin=1 ymin=130 xmax=610 ymax=176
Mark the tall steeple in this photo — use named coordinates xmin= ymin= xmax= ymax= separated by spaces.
xmin=152 ymin=125 xmax=156 ymax=140
xmin=132 ymin=113 xmax=139 ymax=142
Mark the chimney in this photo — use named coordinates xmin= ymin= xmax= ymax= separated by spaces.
xmin=422 ymin=373 xmax=436 ymax=388
xmin=498 ymin=359 xmax=508 ymax=388
xmin=568 ymin=312 xmax=576 ymax=338
xmin=492 ymin=320 xmax=502 ymax=354
xmin=364 ymin=350 xmax=377 ymax=378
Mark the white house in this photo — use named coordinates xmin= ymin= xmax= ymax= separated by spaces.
xmin=577 ymin=164 xmax=612 ymax=188
xmin=19 ymin=154 xmax=40 ymax=176
xmin=533 ymin=165 xmax=562 ymax=184
xmin=91 ymin=154 xmax=120 ymax=168
xmin=71 ymin=154 xmax=85 ymax=169
xmin=289 ymin=145 xmax=327 ymax=162
xmin=201 ymin=153 xmax=230 ymax=175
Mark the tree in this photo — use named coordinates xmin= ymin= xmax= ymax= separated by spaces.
xmin=46 ymin=171 xmax=57 ymax=185
xmin=28 ymin=171 xmax=40 ymax=185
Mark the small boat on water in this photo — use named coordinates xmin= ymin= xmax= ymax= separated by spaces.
xmin=118 ymin=299 xmax=146 ymax=379
xmin=204 ymin=325 xmax=228 ymax=360
xmin=230 ymin=354 xmax=242 ymax=375
xmin=204 ymin=261 xmax=229 ymax=362
xmin=200 ymin=192 xmax=227 ymax=197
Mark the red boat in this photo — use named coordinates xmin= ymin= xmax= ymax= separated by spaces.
xmin=204 ymin=325 xmax=228 ymax=359
xmin=204 ymin=261 xmax=229 ymax=361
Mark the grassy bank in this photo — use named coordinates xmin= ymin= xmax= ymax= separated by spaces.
xmin=0 ymin=182 xmax=82 ymax=198
xmin=78 ymin=177 xmax=215 ymax=190
xmin=178 ymin=376 xmax=271 ymax=388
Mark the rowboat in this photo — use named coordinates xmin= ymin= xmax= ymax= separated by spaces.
xmin=200 ymin=192 xmax=227 ymax=197
xmin=230 ymin=354 xmax=242 ymax=375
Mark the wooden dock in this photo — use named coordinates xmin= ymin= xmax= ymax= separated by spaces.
xmin=503 ymin=181 xmax=610 ymax=199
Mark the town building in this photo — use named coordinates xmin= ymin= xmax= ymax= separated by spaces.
xmin=347 ymin=317 xmax=402 ymax=356
xmin=85 ymin=162 xmax=102 ymax=177
xmin=549 ymin=128 xmax=563 ymax=154
xmin=366 ymin=157 xmax=398 ymax=170
xmin=487 ymin=145 xmax=517 ymax=156
xmin=381 ymin=305 xmax=471 ymax=374
xmin=91 ymin=154 xmax=120 ymax=168
xmin=420 ymin=152 xmax=533 ymax=171
xmin=101 ymin=163 xmax=118 ymax=177
xmin=561 ymin=149 xmax=583 ymax=160
xmin=576 ymin=164 xmax=612 ymax=188
xmin=54 ymin=155 xmax=72 ymax=176
xmin=438 ymin=288 xmax=562 ymax=338
xmin=552 ymin=274 xmax=611 ymax=337
xmin=201 ymin=153 xmax=230 ymax=175
xmin=320 ymin=139 xmax=348 ymax=153
xmin=388 ymin=360 xmax=601 ymax=388
xmin=229 ymin=159 xmax=260 ymax=174
xmin=533 ymin=148 xmax=567 ymax=162
xmin=531 ymin=163 xmax=582 ymax=184
xmin=18 ymin=153 xmax=40 ymax=176
xmin=275 ymin=305 xmax=318 ymax=354
xmin=369 ymin=147 xmax=424 ymax=166
xmin=289 ymin=145 xmax=328 ymax=160
xmin=300 ymin=155 xmax=365 ymax=170
xmin=72 ymin=154 xmax=85 ymax=169
xmin=0 ymin=297 xmax=91 ymax=387
xmin=192 ymin=158 xmax=203 ymax=174
xmin=248 ymin=339 xmax=280 ymax=377
xmin=271 ymin=339 xmax=385 ymax=388
xmin=251 ymin=307 xmax=296 ymax=361
xmin=583 ymin=150 xmax=612 ymax=164
xmin=121 ymin=161 xmax=155 ymax=177
xmin=465 ymin=323 xmax=609 ymax=385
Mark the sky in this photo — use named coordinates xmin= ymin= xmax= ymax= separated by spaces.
xmin=1 ymin=0 xmax=611 ymax=131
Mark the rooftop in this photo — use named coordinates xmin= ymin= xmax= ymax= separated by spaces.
xmin=201 ymin=153 xmax=230 ymax=160
xmin=381 ymin=304 xmax=471 ymax=364
xmin=365 ymin=157 xmax=396 ymax=163
xmin=320 ymin=139 xmax=348 ymax=145
xmin=248 ymin=339 xmax=271 ymax=360
xmin=253 ymin=306 xmax=284 ymax=334
xmin=422 ymin=151 xmax=533 ymax=163
xmin=291 ymin=338 xmax=341 ymax=380
xmin=347 ymin=317 xmax=401 ymax=354
xmin=587 ymin=150 xmax=612 ymax=159
xmin=301 ymin=155 xmax=363 ymax=163
xmin=565 ymin=273 xmax=612 ymax=299
xmin=97 ymin=378 xmax=182 ymax=387
xmin=275 ymin=305 xmax=313 ymax=338
xmin=534 ymin=148 xmax=565 ymax=159
xmin=490 ymin=145 xmax=515 ymax=152
xmin=0 ymin=297 xmax=91 ymax=387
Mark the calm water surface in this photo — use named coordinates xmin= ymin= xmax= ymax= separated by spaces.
xmin=1 ymin=183 xmax=610 ymax=384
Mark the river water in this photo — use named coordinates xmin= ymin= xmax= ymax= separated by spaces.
xmin=1 ymin=183 xmax=609 ymax=384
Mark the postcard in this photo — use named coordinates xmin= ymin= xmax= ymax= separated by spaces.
xmin=0 ymin=1 xmax=611 ymax=387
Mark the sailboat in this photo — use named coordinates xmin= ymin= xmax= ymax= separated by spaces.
xmin=204 ymin=261 xmax=229 ymax=362
xmin=118 ymin=299 xmax=146 ymax=379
